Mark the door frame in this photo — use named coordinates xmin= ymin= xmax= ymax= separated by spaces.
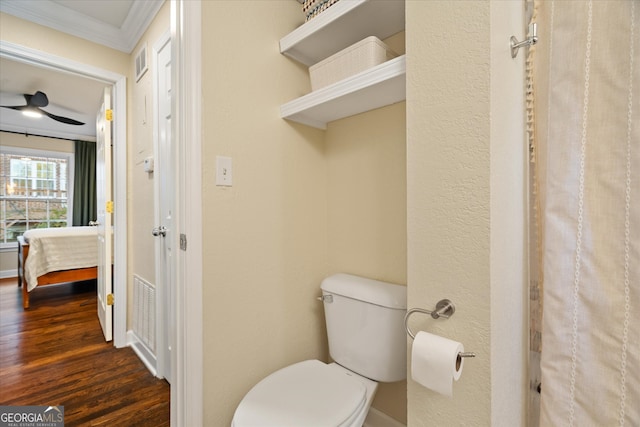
xmin=171 ymin=0 xmax=203 ymax=425
xmin=0 ymin=40 xmax=128 ymax=349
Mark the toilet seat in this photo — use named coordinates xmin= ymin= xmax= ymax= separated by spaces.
xmin=232 ymin=360 xmax=368 ymax=427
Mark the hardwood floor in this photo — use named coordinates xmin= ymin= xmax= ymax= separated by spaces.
xmin=0 ymin=278 xmax=170 ymax=426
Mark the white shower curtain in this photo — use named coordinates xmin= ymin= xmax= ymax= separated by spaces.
xmin=534 ymin=1 xmax=639 ymax=426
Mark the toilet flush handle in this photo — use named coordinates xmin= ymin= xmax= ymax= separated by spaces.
xmin=317 ymin=294 xmax=333 ymax=303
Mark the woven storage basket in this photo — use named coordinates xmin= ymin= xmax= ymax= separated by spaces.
xmin=302 ymin=0 xmax=340 ymax=22
xmin=309 ymin=36 xmax=398 ymax=91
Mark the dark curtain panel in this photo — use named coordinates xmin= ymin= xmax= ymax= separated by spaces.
xmin=72 ymin=140 xmax=97 ymax=226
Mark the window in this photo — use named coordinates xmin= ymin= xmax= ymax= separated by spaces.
xmin=0 ymin=147 xmax=74 ymax=247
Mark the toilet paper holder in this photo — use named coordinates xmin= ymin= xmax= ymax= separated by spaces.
xmin=404 ymin=299 xmax=476 ymax=358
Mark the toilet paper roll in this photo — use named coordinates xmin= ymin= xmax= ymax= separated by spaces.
xmin=411 ymin=331 xmax=464 ymax=397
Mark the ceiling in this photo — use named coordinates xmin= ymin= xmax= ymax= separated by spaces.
xmin=0 ymin=57 xmax=107 ymax=141
xmin=0 ymin=0 xmax=164 ymax=140
xmin=1 ymin=0 xmax=164 ymax=53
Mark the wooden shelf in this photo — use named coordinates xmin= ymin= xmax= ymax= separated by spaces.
xmin=280 ymin=55 xmax=405 ymax=129
xmin=280 ymin=0 xmax=405 ymax=66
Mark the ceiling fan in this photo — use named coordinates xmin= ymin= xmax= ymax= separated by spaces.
xmin=0 ymin=91 xmax=85 ymax=125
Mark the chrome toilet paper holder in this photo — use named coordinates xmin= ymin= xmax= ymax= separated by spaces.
xmin=404 ymin=299 xmax=476 ymax=358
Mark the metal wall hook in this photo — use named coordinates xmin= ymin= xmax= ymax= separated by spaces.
xmin=511 ymin=23 xmax=538 ymax=58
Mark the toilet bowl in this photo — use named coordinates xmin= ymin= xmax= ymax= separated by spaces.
xmin=231 ymin=360 xmax=377 ymax=427
xmin=232 ymin=274 xmax=407 ymax=427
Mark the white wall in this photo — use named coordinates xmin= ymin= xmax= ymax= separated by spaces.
xmin=489 ymin=2 xmax=528 ymax=425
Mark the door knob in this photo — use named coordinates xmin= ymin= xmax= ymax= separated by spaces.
xmin=152 ymin=226 xmax=167 ymax=237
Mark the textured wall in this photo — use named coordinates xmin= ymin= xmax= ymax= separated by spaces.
xmin=406 ymin=1 xmax=492 ymax=424
xmin=406 ymin=1 xmax=527 ymax=425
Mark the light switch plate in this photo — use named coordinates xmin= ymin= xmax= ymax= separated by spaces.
xmin=216 ymin=156 xmax=232 ymax=186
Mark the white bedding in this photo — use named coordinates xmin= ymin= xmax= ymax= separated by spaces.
xmin=23 ymin=226 xmax=98 ymax=291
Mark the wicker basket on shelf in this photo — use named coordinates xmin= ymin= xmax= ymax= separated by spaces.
xmin=302 ymin=0 xmax=341 ymax=22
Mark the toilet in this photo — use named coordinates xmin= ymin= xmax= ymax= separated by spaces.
xmin=232 ymin=273 xmax=407 ymax=427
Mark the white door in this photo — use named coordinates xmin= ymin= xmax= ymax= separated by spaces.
xmin=154 ymin=36 xmax=174 ymax=382
xmin=96 ymin=87 xmax=113 ymax=342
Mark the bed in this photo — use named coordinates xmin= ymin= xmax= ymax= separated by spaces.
xmin=17 ymin=226 xmax=99 ymax=309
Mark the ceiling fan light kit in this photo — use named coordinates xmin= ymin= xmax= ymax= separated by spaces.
xmin=22 ymin=108 xmax=43 ymax=118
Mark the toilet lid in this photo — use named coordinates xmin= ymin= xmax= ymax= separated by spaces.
xmin=232 ymin=360 xmax=367 ymax=427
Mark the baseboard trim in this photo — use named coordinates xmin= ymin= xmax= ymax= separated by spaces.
xmin=363 ymin=408 xmax=406 ymax=427
xmin=127 ymin=330 xmax=157 ymax=377
xmin=0 ymin=270 xmax=17 ymax=280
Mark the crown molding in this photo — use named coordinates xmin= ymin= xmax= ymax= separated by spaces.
xmin=0 ymin=0 xmax=164 ymax=53
xmin=120 ymin=1 xmax=166 ymax=52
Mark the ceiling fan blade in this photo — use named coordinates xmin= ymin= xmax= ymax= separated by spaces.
xmin=1 ymin=104 xmax=85 ymax=125
xmin=0 ymin=105 xmax=27 ymax=111
xmin=41 ymin=109 xmax=85 ymax=126
xmin=25 ymin=91 xmax=49 ymax=108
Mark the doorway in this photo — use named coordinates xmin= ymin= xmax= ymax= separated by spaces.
xmin=0 ymin=41 xmax=128 ymax=347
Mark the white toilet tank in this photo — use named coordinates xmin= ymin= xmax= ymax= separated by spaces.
xmin=320 ymin=273 xmax=407 ymax=383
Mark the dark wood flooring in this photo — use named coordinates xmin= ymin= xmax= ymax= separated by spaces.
xmin=0 ymin=278 xmax=170 ymax=426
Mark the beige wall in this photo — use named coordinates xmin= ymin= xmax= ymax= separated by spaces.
xmin=3 ymin=1 xmax=531 ymax=425
xmin=0 ymin=131 xmax=74 ymax=153
xmin=406 ymin=1 xmax=527 ymax=425
xmin=0 ymin=132 xmax=74 ymax=274
xmin=407 ymin=1 xmax=491 ymax=423
xmin=201 ymin=1 xmax=408 ymax=425
xmin=0 ymin=13 xmax=129 ymax=76
xmin=201 ymin=2 xmax=327 ymax=424
xmin=325 ymin=102 xmax=407 ymax=423
xmin=127 ymin=1 xmax=170 ymax=315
